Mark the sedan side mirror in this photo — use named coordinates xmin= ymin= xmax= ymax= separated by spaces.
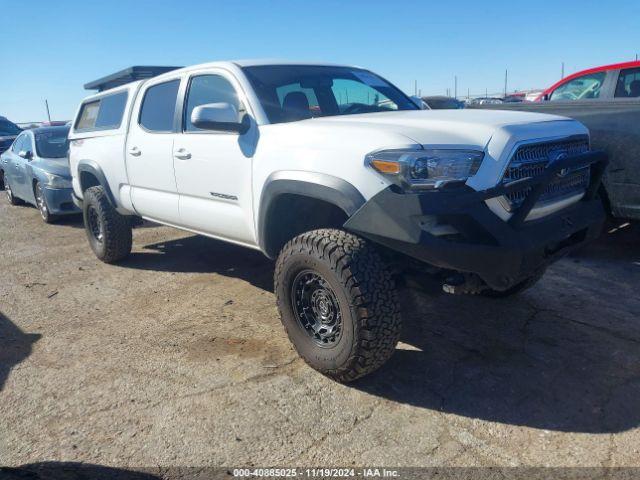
xmin=18 ymin=150 xmax=33 ymax=160
xmin=191 ymin=103 xmax=248 ymax=133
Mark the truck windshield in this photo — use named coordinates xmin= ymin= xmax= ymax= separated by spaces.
xmin=35 ymin=128 xmax=70 ymax=159
xmin=242 ymin=65 xmax=418 ymax=124
xmin=0 ymin=119 xmax=22 ymax=136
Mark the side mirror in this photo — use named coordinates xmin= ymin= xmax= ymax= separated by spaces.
xmin=191 ymin=103 xmax=248 ymax=133
xmin=18 ymin=150 xmax=33 ymax=160
xmin=410 ymin=95 xmax=429 ymax=110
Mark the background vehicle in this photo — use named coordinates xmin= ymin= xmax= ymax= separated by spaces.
xmin=1 ymin=126 xmax=79 ymax=223
xmin=421 ymin=96 xmax=465 ymax=109
xmin=474 ymin=60 xmax=640 ymax=220
xmin=467 ymin=97 xmax=504 ymax=105
xmin=69 ymin=61 xmax=606 ymax=382
xmin=0 ymin=116 xmax=23 ymax=190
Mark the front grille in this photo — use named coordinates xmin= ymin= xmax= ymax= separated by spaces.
xmin=502 ymin=137 xmax=590 ymax=211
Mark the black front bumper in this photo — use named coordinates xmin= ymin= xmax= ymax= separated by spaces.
xmin=344 ymin=151 xmax=608 ymax=291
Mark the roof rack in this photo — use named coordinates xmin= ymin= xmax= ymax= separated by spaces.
xmin=84 ymin=66 xmax=183 ymax=91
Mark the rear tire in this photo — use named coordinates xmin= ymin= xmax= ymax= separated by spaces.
xmin=274 ymin=229 xmax=402 ymax=383
xmin=5 ymin=179 xmax=22 ymax=205
xmin=34 ymin=182 xmax=57 ymax=224
xmin=82 ymin=186 xmax=132 ymax=263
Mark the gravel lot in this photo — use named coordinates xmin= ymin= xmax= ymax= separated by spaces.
xmin=1 ymin=195 xmax=640 ymax=473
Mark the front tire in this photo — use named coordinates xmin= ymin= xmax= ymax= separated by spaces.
xmin=274 ymin=229 xmax=402 ymax=383
xmin=82 ymin=186 xmax=132 ymax=263
xmin=34 ymin=182 xmax=57 ymax=224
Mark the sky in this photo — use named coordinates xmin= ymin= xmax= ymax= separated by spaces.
xmin=1 ymin=0 xmax=638 ymax=123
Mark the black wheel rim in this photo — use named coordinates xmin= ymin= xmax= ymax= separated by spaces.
xmin=87 ymin=206 xmax=104 ymax=243
xmin=35 ymin=184 xmax=48 ymax=220
xmin=291 ymin=270 xmax=342 ymax=347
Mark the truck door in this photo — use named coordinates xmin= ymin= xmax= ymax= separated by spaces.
xmin=125 ymin=76 xmax=182 ymax=224
xmin=172 ymin=71 xmax=257 ymax=245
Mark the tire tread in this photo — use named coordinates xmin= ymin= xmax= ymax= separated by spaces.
xmin=83 ymin=186 xmax=132 ymax=263
xmin=274 ymin=228 xmax=401 ymax=382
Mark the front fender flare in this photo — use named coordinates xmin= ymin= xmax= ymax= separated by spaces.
xmin=258 ymin=171 xmax=366 ymax=257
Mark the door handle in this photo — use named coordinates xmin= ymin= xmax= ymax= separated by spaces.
xmin=174 ymin=148 xmax=191 ymax=160
xmin=128 ymin=146 xmax=142 ymax=157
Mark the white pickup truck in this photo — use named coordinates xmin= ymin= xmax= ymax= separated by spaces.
xmin=69 ymin=60 xmax=607 ymax=382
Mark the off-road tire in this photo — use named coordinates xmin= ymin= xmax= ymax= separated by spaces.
xmin=5 ymin=179 xmax=22 ymax=205
xmin=82 ymin=186 xmax=132 ymax=263
xmin=482 ymin=270 xmax=545 ymax=298
xmin=0 ymin=170 xmax=5 ymax=191
xmin=274 ymin=229 xmax=402 ymax=382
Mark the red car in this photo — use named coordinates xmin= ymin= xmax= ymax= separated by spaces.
xmin=535 ymin=60 xmax=640 ymax=101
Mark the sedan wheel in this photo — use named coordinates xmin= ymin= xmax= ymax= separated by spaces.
xmin=35 ymin=182 xmax=56 ymax=223
xmin=5 ymin=180 xmax=21 ymax=206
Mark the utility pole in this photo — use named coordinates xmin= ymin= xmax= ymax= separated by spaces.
xmin=454 ymin=76 xmax=458 ymax=99
xmin=467 ymin=87 xmax=470 ymax=100
xmin=636 ymin=53 xmax=638 ymax=61
xmin=504 ymin=70 xmax=508 ymax=97
xmin=45 ymin=100 xmax=51 ymax=122
xmin=561 ymin=62 xmax=565 ymax=79
xmin=414 ymin=80 xmax=417 ymax=96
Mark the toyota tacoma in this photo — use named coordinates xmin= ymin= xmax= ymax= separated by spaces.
xmin=68 ymin=61 xmax=607 ymax=382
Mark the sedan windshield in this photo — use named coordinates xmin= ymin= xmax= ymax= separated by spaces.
xmin=0 ymin=119 xmax=22 ymax=136
xmin=242 ymin=65 xmax=418 ymax=124
xmin=35 ymin=128 xmax=70 ymax=158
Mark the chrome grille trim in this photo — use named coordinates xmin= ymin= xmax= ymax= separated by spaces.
xmin=501 ymin=136 xmax=591 ymax=212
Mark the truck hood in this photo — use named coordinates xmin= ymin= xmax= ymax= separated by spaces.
xmin=301 ymin=109 xmax=575 ymax=148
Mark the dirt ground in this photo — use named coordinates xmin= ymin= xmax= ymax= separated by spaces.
xmin=1 ymin=196 xmax=640 ymax=472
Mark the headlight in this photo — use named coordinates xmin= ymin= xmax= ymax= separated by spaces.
xmin=43 ymin=172 xmax=72 ymax=189
xmin=366 ymin=147 xmax=484 ymax=190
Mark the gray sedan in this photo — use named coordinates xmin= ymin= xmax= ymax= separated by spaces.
xmin=0 ymin=126 xmax=80 ymax=223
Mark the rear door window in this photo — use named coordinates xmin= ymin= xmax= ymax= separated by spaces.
xmin=549 ymin=72 xmax=607 ymax=101
xmin=139 ymin=80 xmax=180 ymax=132
xmin=615 ymin=67 xmax=640 ymax=98
xmin=11 ymin=133 xmax=26 ymax=153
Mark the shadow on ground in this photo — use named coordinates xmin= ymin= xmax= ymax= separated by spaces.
xmin=0 ymin=463 xmax=160 ymax=480
xmin=0 ymin=312 xmax=40 ymax=391
xmin=121 ymin=235 xmax=274 ymax=291
xmin=124 ymin=223 xmax=638 ymax=434
xmin=354 ymin=222 xmax=640 ymax=433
